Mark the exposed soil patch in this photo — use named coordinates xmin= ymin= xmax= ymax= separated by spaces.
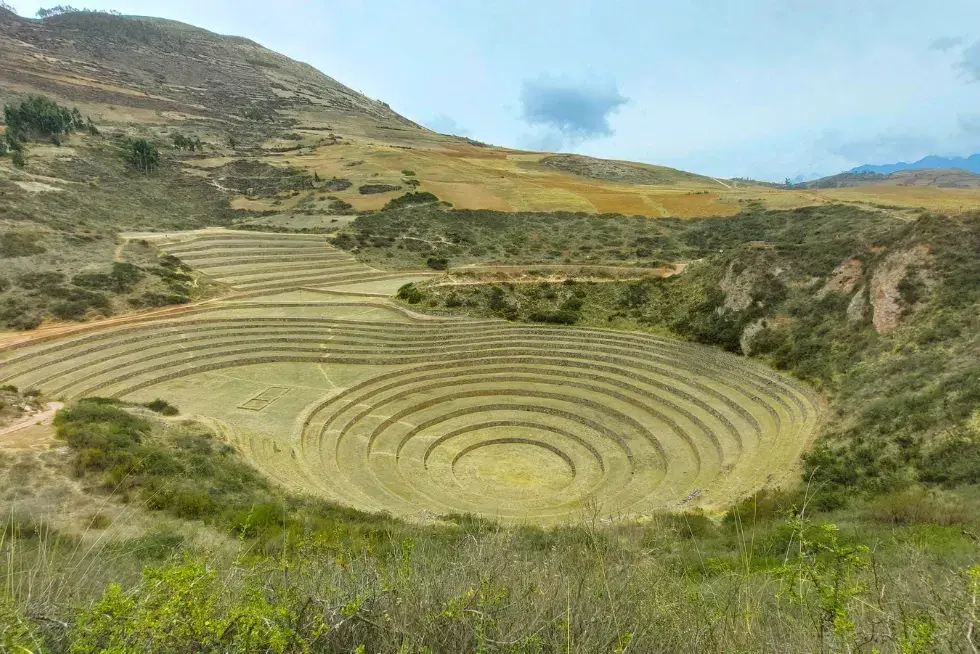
xmin=820 ymin=258 xmax=862 ymax=296
xmin=870 ymin=244 xmax=931 ymax=333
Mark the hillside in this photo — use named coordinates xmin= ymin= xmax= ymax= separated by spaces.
xmin=2 ymin=9 xmax=980 ymax=653
xmin=0 ymin=8 xmax=745 ymax=218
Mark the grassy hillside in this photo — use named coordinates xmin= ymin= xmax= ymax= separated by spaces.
xmin=0 ymin=115 xmax=234 ymax=330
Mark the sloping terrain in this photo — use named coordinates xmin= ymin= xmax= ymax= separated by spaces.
xmin=0 ymin=8 xmax=744 ymax=218
xmin=0 ymin=232 xmax=821 ymax=522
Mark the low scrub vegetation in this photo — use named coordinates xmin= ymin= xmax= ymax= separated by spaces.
xmin=3 ymin=400 xmax=980 ymax=652
xmin=358 ymin=183 xmax=401 ymax=195
xmin=384 ymin=190 xmax=440 ymax=211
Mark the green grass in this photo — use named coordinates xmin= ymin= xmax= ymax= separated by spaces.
xmin=3 ymin=404 xmax=980 ymax=651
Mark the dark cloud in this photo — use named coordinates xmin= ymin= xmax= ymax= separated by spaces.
xmin=423 ymin=114 xmax=470 ymax=136
xmin=520 ymin=76 xmax=627 ymax=144
xmin=929 ymin=36 xmax=963 ymax=52
xmin=958 ymin=39 xmax=980 ymax=81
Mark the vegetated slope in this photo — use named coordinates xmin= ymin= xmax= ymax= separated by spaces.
xmin=0 ymin=8 xmax=751 ymax=219
xmin=392 ymin=205 xmax=980 ymax=495
xmin=0 ymin=129 xmax=235 ymax=330
xmin=0 ymin=8 xmax=414 ymax=129
xmin=331 ymin=202 xmax=899 ymax=270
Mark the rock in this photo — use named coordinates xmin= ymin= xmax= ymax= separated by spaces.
xmin=870 ymin=244 xmax=931 ymax=333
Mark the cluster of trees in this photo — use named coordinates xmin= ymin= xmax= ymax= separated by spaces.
xmin=35 ymin=5 xmax=120 ymax=17
xmin=124 ymin=138 xmax=160 ymax=173
xmin=171 ymin=133 xmax=204 ymax=152
xmin=2 ymin=95 xmax=98 ymax=167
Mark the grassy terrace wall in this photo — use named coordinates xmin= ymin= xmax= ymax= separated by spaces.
xmin=1 ymin=303 xmax=820 ymax=521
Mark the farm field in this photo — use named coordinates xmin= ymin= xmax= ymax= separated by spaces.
xmin=0 ymin=232 xmax=822 ymax=523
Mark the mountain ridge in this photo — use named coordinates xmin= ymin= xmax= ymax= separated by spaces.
xmin=850 ymin=153 xmax=980 ymax=175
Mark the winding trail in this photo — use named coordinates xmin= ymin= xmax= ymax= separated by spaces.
xmin=0 ymin=402 xmax=64 ymax=437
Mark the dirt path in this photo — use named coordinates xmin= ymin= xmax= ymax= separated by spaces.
xmin=0 ymin=402 xmax=64 ymax=437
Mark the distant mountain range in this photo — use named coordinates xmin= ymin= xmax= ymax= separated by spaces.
xmin=851 ymin=154 xmax=980 ymax=175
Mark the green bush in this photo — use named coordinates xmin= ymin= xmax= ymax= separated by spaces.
xmin=72 ymin=262 xmax=144 ymax=292
xmin=3 ymin=95 xmax=82 ymax=140
xmin=384 ymin=191 xmax=440 ymax=211
xmin=11 ymin=149 xmax=25 ymax=168
xmin=426 ymin=256 xmax=449 ymax=270
xmin=144 ymin=399 xmax=179 ymax=416
xmin=124 ymin=138 xmax=160 ymax=173
xmin=0 ymin=138 xmax=7 ymax=156
xmin=396 ymin=283 xmax=424 ymax=304
xmin=528 ymin=310 xmax=578 ymax=325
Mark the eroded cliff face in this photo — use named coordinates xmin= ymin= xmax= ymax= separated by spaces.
xmin=820 ymin=258 xmax=862 ymax=297
xmin=870 ymin=244 xmax=931 ymax=334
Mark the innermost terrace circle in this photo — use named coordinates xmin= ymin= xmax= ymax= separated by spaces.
xmin=451 ymin=438 xmax=576 ymax=502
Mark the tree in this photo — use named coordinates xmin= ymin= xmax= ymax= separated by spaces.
xmin=3 ymin=95 xmax=82 ymax=140
xmin=125 ymin=138 xmax=160 ymax=173
xmin=0 ymin=2 xmax=17 ymax=13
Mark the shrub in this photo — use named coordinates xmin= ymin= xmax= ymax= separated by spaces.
xmin=528 ymin=310 xmax=578 ymax=325
xmin=396 ymin=283 xmax=424 ymax=304
xmin=402 ymin=170 xmax=416 ymax=176
xmin=426 ymin=257 xmax=449 ymax=271
xmin=328 ymin=199 xmax=352 ymax=212
xmin=72 ymin=262 xmax=144 ymax=292
xmin=11 ymin=150 xmax=25 ymax=168
xmin=324 ymin=177 xmax=352 ymax=192
xmin=144 ymin=399 xmax=179 ymax=416
xmin=869 ymin=486 xmax=970 ymax=526
xmin=384 ymin=191 xmax=440 ymax=211
xmin=124 ymin=138 xmax=160 ymax=173
xmin=0 ymin=139 xmax=6 ymax=156
xmin=359 ymin=183 xmax=401 ymax=195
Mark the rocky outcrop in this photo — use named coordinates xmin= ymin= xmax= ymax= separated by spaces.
xmin=820 ymin=258 xmax=862 ymax=297
xmin=720 ymin=262 xmax=754 ymax=312
xmin=870 ymin=244 xmax=931 ymax=334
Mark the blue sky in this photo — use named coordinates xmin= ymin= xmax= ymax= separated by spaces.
xmin=9 ymin=1 xmax=980 ymax=180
